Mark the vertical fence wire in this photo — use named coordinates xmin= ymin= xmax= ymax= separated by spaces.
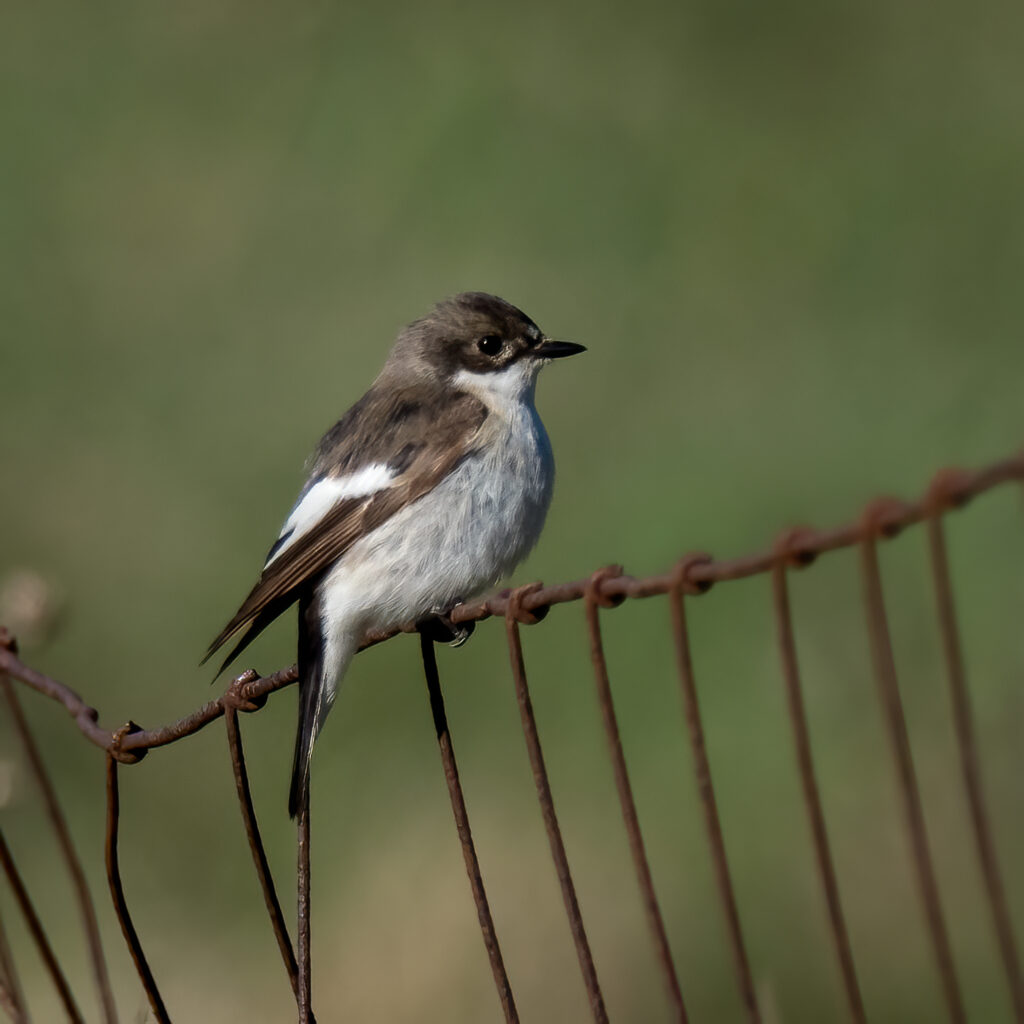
xmin=504 ymin=592 xmax=609 ymax=1024
xmin=583 ymin=573 xmax=688 ymax=1023
xmin=0 ymin=986 xmax=21 ymax=1024
xmin=104 ymin=755 xmax=170 ymax=1024
xmin=926 ymin=509 xmax=1024 ymax=1022
xmin=668 ymin=563 xmax=762 ymax=1024
xmin=0 ymin=830 xmax=84 ymax=1023
xmin=0 ymin=935 xmax=25 ymax=1024
xmin=860 ymin=527 xmax=966 ymax=1024
xmin=0 ymin=987 xmax=21 ymax=1024
xmin=770 ymin=555 xmax=866 ymax=1023
xmin=224 ymin=706 xmax=301 ymax=1004
xmin=0 ymin=901 xmax=28 ymax=1024
xmin=1 ymin=677 xmax=118 ymax=1024
xmin=419 ymin=632 xmax=519 ymax=1023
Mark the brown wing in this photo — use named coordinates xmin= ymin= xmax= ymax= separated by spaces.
xmin=203 ymin=390 xmax=487 ymax=671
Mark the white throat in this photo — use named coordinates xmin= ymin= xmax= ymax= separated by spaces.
xmin=452 ymin=361 xmax=540 ymax=413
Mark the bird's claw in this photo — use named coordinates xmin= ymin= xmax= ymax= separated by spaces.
xmin=419 ymin=611 xmax=475 ymax=647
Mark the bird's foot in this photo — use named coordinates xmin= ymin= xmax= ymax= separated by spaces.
xmin=225 ymin=668 xmax=267 ymax=712
xmin=418 ymin=608 xmax=475 ymax=648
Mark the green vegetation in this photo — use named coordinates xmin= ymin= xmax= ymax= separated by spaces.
xmin=2 ymin=2 xmax=1023 ymax=1020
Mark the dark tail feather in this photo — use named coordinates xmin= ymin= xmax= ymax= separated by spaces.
xmin=201 ymin=605 xmax=254 ymax=667
xmin=289 ymin=591 xmax=326 ymax=819
xmin=206 ymin=608 xmax=269 ymax=679
xmin=202 ymin=596 xmax=296 ymax=680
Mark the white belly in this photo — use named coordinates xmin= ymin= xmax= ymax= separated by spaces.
xmin=322 ymin=401 xmax=555 ymax=634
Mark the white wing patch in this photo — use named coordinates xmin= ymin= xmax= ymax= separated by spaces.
xmin=264 ymin=463 xmax=396 ymax=567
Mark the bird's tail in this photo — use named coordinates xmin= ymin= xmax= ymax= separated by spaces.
xmin=288 ymin=591 xmax=357 ymax=818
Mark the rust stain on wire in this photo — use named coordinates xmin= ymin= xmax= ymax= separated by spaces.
xmin=583 ymin=567 xmax=689 ymax=1023
xmin=1 ymin=673 xmax=118 ymax=1024
xmin=860 ymin=511 xmax=966 ymax=1024
xmin=926 ymin=474 xmax=1024 ymax=1022
xmin=505 ymin=585 xmax=609 ymax=1024
xmin=419 ymin=632 xmax=519 ymax=1023
xmin=668 ymin=556 xmax=762 ymax=1024
xmin=771 ymin=543 xmax=866 ymax=1023
xmin=224 ymin=698 xmax=301 ymax=1005
xmin=104 ymin=753 xmax=170 ymax=1024
xmin=0 ymin=829 xmax=84 ymax=1023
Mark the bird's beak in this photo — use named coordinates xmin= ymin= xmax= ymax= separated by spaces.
xmin=534 ymin=339 xmax=587 ymax=359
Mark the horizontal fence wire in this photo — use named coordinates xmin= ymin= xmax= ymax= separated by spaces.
xmin=1 ymin=450 xmax=1022 ymax=1021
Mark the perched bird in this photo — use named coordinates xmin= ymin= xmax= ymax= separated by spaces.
xmin=203 ymin=292 xmax=585 ymax=816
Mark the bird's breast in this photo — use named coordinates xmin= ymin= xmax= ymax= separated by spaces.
xmin=327 ymin=400 xmax=555 ymax=630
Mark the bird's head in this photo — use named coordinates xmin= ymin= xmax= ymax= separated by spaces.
xmin=381 ymin=292 xmax=585 ymax=400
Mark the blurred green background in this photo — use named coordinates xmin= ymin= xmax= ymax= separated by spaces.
xmin=2 ymin=1 xmax=1024 ymax=1021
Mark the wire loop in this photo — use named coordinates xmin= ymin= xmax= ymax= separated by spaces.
xmin=505 ymin=582 xmax=549 ymax=625
xmin=773 ymin=526 xmax=819 ymax=569
xmin=671 ymin=553 xmax=714 ymax=595
xmin=861 ymin=496 xmax=912 ymax=539
xmin=585 ymin=565 xmax=625 ymax=609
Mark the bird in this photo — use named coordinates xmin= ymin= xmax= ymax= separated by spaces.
xmin=203 ymin=292 xmax=585 ymax=816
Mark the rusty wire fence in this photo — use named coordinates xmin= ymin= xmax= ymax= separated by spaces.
xmin=1 ymin=452 xmax=1023 ymax=1023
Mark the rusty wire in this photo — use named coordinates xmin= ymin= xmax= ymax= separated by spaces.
xmin=104 ymin=752 xmax=169 ymax=1024
xmin=0 ymin=829 xmax=84 ymax=1023
xmin=419 ymin=632 xmax=519 ymax=1023
xmin=0 ymin=900 xmax=27 ymax=1024
xmin=505 ymin=585 xmax=609 ymax=1023
xmin=926 ymin=497 xmax=1024 ymax=1021
xmin=1 ymin=675 xmax=118 ymax=1023
xmin=668 ymin=560 xmax=762 ymax=1024
xmin=770 ymin=549 xmax=866 ymax=1023
xmin=1 ymin=451 xmax=1022 ymax=1021
xmin=0 ymin=928 xmax=24 ymax=1024
xmin=861 ymin=517 xmax=966 ymax=1023
xmin=224 ymin=700 xmax=301 ymax=1005
xmin=583 ymin=567 xmax=688 ymax=1022
xmin=7 ymin=452 xmax=1021 ymax=760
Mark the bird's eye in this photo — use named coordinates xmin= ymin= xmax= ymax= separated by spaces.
xmin=477 ymin=335 xmax=503 ymax=356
